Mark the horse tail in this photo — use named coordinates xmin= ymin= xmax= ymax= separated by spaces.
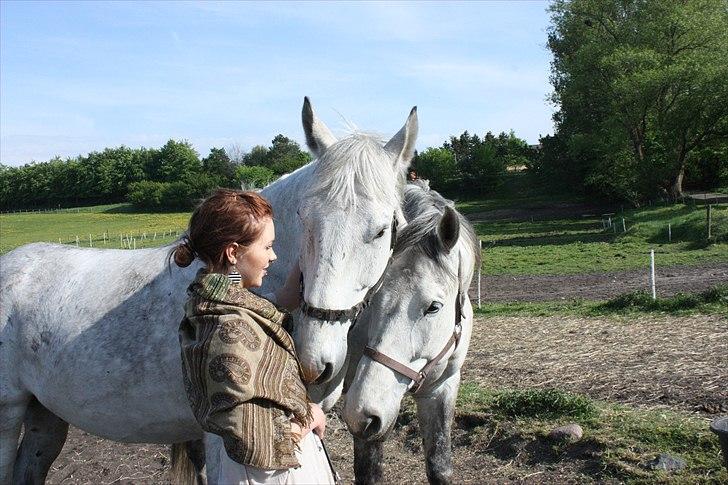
xmin=170 ymin=442 xmax=200 ymax=485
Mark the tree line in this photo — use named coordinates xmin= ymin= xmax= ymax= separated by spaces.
xmin=0 ymin=135 xmax=311 ymax=211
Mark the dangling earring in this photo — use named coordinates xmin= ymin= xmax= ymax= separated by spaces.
xmin=228 ymin=265 xmax=242 ymax=285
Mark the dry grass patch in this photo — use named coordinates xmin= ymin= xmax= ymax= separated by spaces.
xmin=464 ymin=314 xmax=728 ymax=414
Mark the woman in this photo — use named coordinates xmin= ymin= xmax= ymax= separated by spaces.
xmin=173 ymin=189 xmax=335 ymax=484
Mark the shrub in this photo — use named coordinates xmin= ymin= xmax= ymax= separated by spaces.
xmin=128 ymin=180 xmax=166 ymax=209
xmin=236 ymin=165 xmax=276 ymax=189
xmin=491 ymin=388 xmax=597 ymax=420
xmin=598 ymin=285 xmax=728 ymax=313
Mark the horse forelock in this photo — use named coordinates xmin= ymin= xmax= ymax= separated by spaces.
xmin=394 ymin=185 xmax=480 ymax=292
xmin=309 ymin=132 xmax=402 ymax=209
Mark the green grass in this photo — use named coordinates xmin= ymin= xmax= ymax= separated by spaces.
xmin=0 ymin=203 xmax=190 ymax=254
xmin=451 ymin=383 xmax=727 ymax=483
xmin=474 ymin=285 xmax=728 ymax=317
xmin=465 ymin=202 xmax=728 ymax=276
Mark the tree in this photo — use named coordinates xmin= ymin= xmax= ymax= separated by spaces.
xmin=414 ymin=148 xmax=459 ymax=193
xmin=156 ymin=140 xmax=201 ymax=182
xmin=264 ymin=135 xmax=311 ymax=175
xmin=548 ymin=0 xmax=728 ymax=200
xmin=242 ymin=145 xmax=269 ymax=167
xmin=225 ymin=142 xmax=247 ymax=165
xmin=202 ymin=147 xmax=236 ymax=186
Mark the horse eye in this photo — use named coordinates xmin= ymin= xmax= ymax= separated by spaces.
xmin=374 ymin=227 xmax=386 ymax=239
xmin=424 ymin=301 xmax=443 ymax=315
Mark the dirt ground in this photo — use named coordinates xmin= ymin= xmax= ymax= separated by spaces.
xmin=471 ymin=262 xmax=728 ymax=302
xmin=42 ymin=313 xmax=727 ymax=484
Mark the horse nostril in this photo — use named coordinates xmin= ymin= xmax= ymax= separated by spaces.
xmin=361 ymin=415 xmax=382 ymax=440
xmin=314 ymin=363 xmax=333 ymax=385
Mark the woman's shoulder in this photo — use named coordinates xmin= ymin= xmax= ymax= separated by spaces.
xmin=186 ymin=270 xmax=290 ymax=327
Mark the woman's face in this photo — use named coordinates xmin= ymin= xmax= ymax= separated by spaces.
xmin=233 ymin=217 xmax=277 ymax=288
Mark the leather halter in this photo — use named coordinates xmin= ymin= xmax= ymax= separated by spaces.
xmin=363 ymin=268 xmax=464 ymax=394
xmin=299 ymin=214 xmax=398 ymax=324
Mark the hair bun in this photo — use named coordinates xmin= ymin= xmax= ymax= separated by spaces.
xmin=173 ymin=241 xmax=195 ymax=267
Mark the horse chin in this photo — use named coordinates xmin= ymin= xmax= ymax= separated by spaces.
xmin=307 ymin=362 xmax=346 ymax=412
xmin=293 ymin=317 xmax=349 ymax=384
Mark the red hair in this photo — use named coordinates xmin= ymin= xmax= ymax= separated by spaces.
xmin=173 ymin=189 xmax=273 ymax=270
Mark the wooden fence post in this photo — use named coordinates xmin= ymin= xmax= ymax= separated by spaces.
xmin=649 ymin=249 xmax=656 ymax=300
xmin=477 ymin=240 xmax=482 ymax=310
xmin=707 ymin=204 xmax=712 ymax=239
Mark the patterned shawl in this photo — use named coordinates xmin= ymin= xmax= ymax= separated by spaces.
xmin=179 ymin=271 xmax=312 ymax=469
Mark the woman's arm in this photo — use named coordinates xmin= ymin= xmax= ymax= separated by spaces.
xmin=274 ymin=261 xmax=301 ymax=311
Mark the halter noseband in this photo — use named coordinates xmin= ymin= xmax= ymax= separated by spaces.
xmin=298 ymin=213 xmax=398 ymax=325
xmin=363 ymin=262 xmax=465 ymax=394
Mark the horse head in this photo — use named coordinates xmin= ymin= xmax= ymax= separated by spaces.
xmin=293 ymin=98 xmax=418 ymax=396
xmin=343 ymin=186 xmax=478 ymax=440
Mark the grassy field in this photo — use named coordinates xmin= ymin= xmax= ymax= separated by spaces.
xmin=459 ymin=199 xmax=728 ymax=276
xmin=3 ymin=182 xmax=727 ymax=280
xmin=0 ymin=203 xmax=190 ymax=254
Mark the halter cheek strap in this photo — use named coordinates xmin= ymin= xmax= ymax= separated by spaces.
xmin=363 ymin=260 xmax=465 ymax=394
xmin=298 ymin=213 xmax=398 ymax=325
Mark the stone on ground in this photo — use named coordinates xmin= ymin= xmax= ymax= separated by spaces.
xmin=548 ymin=423 xmax=583 ymax=442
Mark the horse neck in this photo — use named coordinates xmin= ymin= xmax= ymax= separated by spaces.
xmin=258 ymin=162 xmax=317 ymax=290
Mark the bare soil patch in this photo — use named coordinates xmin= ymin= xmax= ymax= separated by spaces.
xmin=471 ymin=262 xmax=728 ymax=302
xmin=45 ymin=314 xmax=727 ymax=484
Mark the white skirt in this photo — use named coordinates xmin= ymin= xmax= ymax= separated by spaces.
xmin=217 ymin=432 xmax=337 ymax=485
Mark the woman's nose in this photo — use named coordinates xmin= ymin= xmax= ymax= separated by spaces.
xmin=270 ymin=249 xmax=277 ymax=261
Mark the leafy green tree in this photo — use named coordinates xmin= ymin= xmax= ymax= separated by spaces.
xmin=264 ymin=135 xmax=312 ymax=175
xmin=415 ymin=148 xmax=459 ymax=193
xmin=202 ymin=147 xmax=236 ymax=186
xmin=156 ymin=140 xmax=201 ymax=182
xmin=548 ymin=0 xmax=728 ymax=200
xmin=236 ymin=165 xmax=276 ymax=189
xmin=242 ymin=145 xmax=269 ymax=167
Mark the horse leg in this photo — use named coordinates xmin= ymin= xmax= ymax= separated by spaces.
xmin=202 ymin=432 xmax=222 ymax=485
xmin=0 ymin=392 xmax=29 ymax=485
xmin=171 ymin=439 xmax=207 ymax=485
xmin=186 ymin=439 xmax=207 ymax=484
xmin=353 ymin=436 xmax=384 ymax=485
xmin=12 ymin=396 xmax=69 ymax=485
xmin=414 ymin=373 xmax=460 ymax=485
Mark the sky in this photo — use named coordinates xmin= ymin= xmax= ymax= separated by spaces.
xmin=0 ymin=1 xmax=555 ymax=166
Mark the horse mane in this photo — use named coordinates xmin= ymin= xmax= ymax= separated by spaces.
xmin=309 ymin=132 xmax=403 ymax=208
xmin=394 ymin=183 xmax=480 ymax=292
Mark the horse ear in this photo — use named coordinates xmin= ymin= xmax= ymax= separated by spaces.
xmin=437 ymin=206 xmax=460 ymax=253
xmin=384 ymin=106 xmax=418 ymax=171
xmin=302 ymin=96 xmax=337 ymax=158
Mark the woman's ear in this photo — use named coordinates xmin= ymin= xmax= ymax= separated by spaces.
xmin=225 ymin=243 xmax=239 ymax=265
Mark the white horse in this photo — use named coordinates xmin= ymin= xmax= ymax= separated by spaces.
xmin=0 ymin=98 xmax=417 ymax=484
xmin=344 ymin=184 xmax=479 ymax=485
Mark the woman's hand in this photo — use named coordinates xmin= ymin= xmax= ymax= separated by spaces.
xmin=290 ymin=403 xmax=326 ymax=441
xmin=308 ymin=402 xmax=326 ymax=438
xmin=275 ymin=261 xmax=301 ymax=311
